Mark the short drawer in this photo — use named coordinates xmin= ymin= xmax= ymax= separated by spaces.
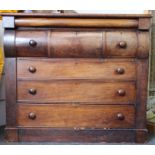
xmin=17 ymin=104 xmax=135 ymax=128
xmin=5 ymin=30 xmax=148 ymax=58
xmin=17 ymin=58 xmax=136 ymax=80
xmin=17 ymin=81 xmax=136 ymax=104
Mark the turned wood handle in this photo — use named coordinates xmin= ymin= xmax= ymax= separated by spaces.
xmin=29 ymin=40 xmax=37 ymax=47
xmin=29 ymin=88 xmax=37 ymax=95
xmin=28 ymin=66 xmax=36 ymax=73
xmin=117 ymin=89 xmax=126 ymax=96
xmin=28 ymin=112 xmax=36 ymax=120
xmin=119 ymin=41 xmax=127 ymax=48
xmin=115 ymin=68 xmax=125 ymax=74
xmin=116 ymin=113 xmax=125 ymax=120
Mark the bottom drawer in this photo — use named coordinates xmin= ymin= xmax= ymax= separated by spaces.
xmin=17 ymin=104 xmax=135 ymax=128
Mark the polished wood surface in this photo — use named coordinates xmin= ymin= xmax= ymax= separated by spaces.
xmin=17 ymin=58 xmax=136 ymax=80
xmin=2 ymin=13 xmax=151 ymax=143
xmin=15 ymin=18 xmax=139 ymax=28
xmin=5 ymin=58 xmax=17 ymax=126
xmin=17 ymin=104 xmax=135 ymax=128
xmin=3 ymin=30 xmax=148 ymax=58
xmin=17 ymin=81 xmax=136 ymax=103
xmin=18 ymin=128 xmax=136 ymax=142
xmin=0 ymin=12 xmax=152 ymax=18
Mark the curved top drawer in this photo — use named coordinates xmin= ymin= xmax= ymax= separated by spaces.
xmin=4 ymin=30 xmax=150 ymax=58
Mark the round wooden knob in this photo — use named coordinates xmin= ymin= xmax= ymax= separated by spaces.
xmin=29 ymin=88 xmax=37 ymax=95
xmin=115 ymin=68 xmax=125 ymax=74
xmin=29 ymin=40 xmax=37 ymax=47
xmin=119 ymin=41 xmax=127 ymax=48
xmin=28 ymin=66 xmax=36 ymax=73
xmin=117 ymin=89 xmax=126 ymax=96
xmin=28 ymin=112 xmax=36 ymax=120
xmin=117 ymin=113 xmax=125 ymax=120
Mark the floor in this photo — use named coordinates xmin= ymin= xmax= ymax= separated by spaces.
xmin=0 ymin=126 xmax=155 ymax=145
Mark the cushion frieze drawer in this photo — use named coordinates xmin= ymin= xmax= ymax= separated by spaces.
xmin=17 ymin=81 xmax=136 ymax=104
xmin=4 ymin=30 xmax=149 ymax=58
xmin=17 ymin=58 xmax=136 ymax=80
xmin=17 ymin=104 xmax=135 ymax=128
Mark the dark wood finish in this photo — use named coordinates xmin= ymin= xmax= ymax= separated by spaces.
xmin=5 ymin=58 xmax=18 ymax=142
xmin=135 ymin=59 xmax=149 ymax=142
xmin=18 ymin=128 xmax=136 ymax=142
xmin=4 ymin=30 xmax=16 ymax=57
xmin=138 ymin=18 xmax=152 ymax=30
xmin=16 ymin=30 xmax=48 ymax=57
xmin=5 ymin=127 xmax=18 ymax=142
xmin=17 ymin=104 xmax=135 ymax=128
xmin=2 ymin=13 xmax=151 ymax=143
xmin=0 ymin=13 xmax=151 ymax=18
xmin=7 ymin=30 xmax=149 ymax=58
xmin=15 ymin=18 xmax=139 ymax=28
xmin=137 ymin=32 xmax=150 ymax=59
xmin=5 ymin=58 xmax=17 ymax=126
xmin=17 ymin=81 xmax=136 ymax=104
xmin=17 ymin=58 xmax=136 ymax=80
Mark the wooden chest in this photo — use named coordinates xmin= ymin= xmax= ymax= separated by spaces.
xmin=1 ymin=13 xmax=152 ymax=143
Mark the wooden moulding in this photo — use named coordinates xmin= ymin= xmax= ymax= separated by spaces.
xmin=18 ymin=128 xmax=136 ymax=143
xmin=16 ymin=128 xmax=148 ymax=143
xmin=14 ymin=18 xmax=139 ymax=28
xmin=1 ymin=14 xmax=151 ymax=29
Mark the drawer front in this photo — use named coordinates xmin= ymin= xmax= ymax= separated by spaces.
xmin=17 ymin=104 xmax=135 ymax=128
xmin=17 ymin=81 xmax=136 ymax=104
xmin=16 ymin=31 xmax=48 ymax=57
xmin=106 ymin=31 xmax=137 ymax=57
xmin=17 ymin=58 xmax=136 ymax=80
xmin=12 ymin=30 xmax=149 ymax=58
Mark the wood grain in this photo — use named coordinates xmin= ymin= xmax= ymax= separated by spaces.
xmin=15 ymin=18 xmax=138 ymax=28
xmin=5 ymin=58 xmax=17 ymax=126
xmin=17 ymin=104 xmax=135 ymax=128
xmin=106 ymin=31 xmax=137 ymax=57
xmin=135 ymin=59 xmax=148 ymax=142
xmin=18 ymin=128 xmax=136 ymax=143
xmin=3 ymin=30 xmax=149 ymax=58
xmin=17 ymin=81 xmax=136 ymax=103
xmin=16 ymin=30 xmax=48 ymax=57
xmin=17 ymin=58 xmax=136 ymax=80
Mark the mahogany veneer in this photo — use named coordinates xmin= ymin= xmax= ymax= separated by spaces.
xmin=1 ymin=13 xmax=152 ymax=143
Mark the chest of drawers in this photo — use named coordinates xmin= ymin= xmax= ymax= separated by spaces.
xmin=1 ymin=13 xmax=151 ymax=143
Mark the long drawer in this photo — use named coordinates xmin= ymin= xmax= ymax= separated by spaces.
xmin=17 ymin=81 xmax=136 ymax=104
xmin=17 ymin=58 xmax=136 ymax=80
xmin=17 ymin=104 xmax=135 ymax=128
xmin=4 ymin=30 xmax=149 ymax=58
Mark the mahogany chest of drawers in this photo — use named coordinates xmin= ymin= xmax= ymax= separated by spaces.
xmin=1 ymin=13 xmax=152 ymax=143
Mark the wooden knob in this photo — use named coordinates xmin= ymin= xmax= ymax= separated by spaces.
xmin=117 ymin=89 xmax=126 ymax=96
xmin=119 ymin=41 xmax=127 ymax=48
xmin=28 ymin=112 xmax=36 ymax=120
xmin=117 ymin=113 xmax=125 ymax=120
xmin=28 ymin=66 xmax=36 ymax=73
xmin=115 ymin=68 xmax=125 ymax=74
xmin=29 ymin=40 xmax=37 ymax=47
xmin=29 ymin=88 xmax=37 ymax=95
